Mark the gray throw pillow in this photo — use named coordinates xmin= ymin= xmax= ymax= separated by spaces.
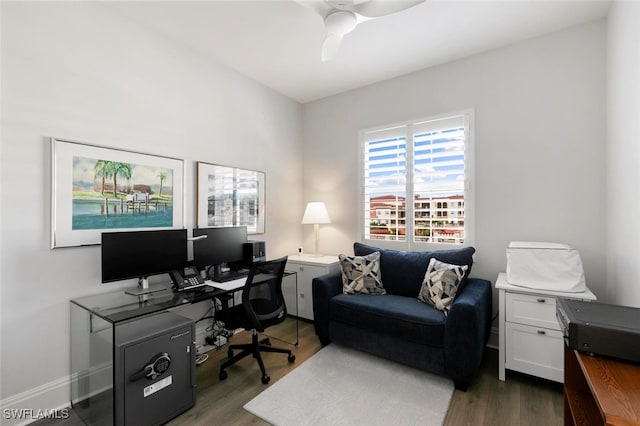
xmin=418 ymin=258 xmax=468 ymax=314
xmin=339 ymin=252 xmax=385 ymax=295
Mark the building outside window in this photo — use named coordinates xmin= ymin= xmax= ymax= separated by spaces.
xmin=361 ymin=111 xmax=474 ymax=249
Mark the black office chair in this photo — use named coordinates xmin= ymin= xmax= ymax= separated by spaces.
xmin=218 ymin=256 xmax=295 ymax=384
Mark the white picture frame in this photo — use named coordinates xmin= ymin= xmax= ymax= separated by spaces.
xmin=51 ymin=138 xmax=185 ymax=248
xmin=196 ymin=162 xmax=265 ymax=234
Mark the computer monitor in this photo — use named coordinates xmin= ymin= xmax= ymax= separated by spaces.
xmin=101 ymin=229 xmax=188 ymax=295
xmin=192 ymin=226 xmax=248 ymax=278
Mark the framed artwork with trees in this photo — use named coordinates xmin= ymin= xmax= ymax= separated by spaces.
xmin=50 ymin=138 xmax=184 ymax=248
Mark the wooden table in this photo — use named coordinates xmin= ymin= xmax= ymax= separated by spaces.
xmin=564 ymin=345 xmax=640 ymax=425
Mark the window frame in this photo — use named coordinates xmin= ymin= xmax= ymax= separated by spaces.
xmin=358 ymin=109 xmax=475 ymax=251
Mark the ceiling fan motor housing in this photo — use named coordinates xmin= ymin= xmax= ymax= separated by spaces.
xmin=325 ymin=10 xmax=358 ymax=36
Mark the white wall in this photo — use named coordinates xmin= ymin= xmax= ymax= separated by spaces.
xmin=606 ymin=1 xmax=640 ymax=308
xmin=0 ymin=0 xmax=625 ymax=418
xmin=302 ymin=22 xmax=607 ymax=303
xmin=0 ymin=1 xmax=302 ymax=414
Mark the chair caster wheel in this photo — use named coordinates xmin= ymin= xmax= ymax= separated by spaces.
xmin=261 ymin=375 xmax=270 ymax=384
xmin=288 ymin=354 xmax=296 ymax=363
xmin=264 ymin=338 xmax=271 ymax=346
xmin=219 ymin=370 xmax=228 ymax=381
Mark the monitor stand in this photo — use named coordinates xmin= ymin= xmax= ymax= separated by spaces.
xmin=125 ymin=277 xmax=167 ymax=296
xmin=209 ymin=264 xmax=224 ymax=281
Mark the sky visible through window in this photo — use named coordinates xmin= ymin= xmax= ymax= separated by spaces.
xmin=364 ymin=122 xmax=466 ymax=244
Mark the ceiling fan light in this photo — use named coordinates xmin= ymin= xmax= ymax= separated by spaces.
xmin=324 ymin=10 xmax=358 ymax=37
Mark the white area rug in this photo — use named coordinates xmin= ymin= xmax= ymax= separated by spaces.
xmin=244 ymin=344 xmax=454 ymax=426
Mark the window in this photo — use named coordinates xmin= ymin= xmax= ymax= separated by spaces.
xmin=361 ymin=112 xmax=473 ymax=248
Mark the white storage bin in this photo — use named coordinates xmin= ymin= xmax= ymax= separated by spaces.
xmin=506 ymin=242 xmax=586 ymax=292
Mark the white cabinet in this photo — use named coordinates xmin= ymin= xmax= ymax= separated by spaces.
xmin=286 ymin=255 xmax=340 ymax=321
xmin=496 ymin=272 xmax=595 ymax=383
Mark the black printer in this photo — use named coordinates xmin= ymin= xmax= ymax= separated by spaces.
xmin=556 ymin=298 xmax=640 ymax=363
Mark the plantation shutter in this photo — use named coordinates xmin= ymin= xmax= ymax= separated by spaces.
xmin=362 ymin=125 xmax=408 ymax=241
xmin=362 ymin=112 xmax=470 ymax=246
xmin=412 ymin=115 xmax=466 ymax=243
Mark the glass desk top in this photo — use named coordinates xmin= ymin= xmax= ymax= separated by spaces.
xmin=71 ymin=285 xmax=226 ymax=324
xmin=71 ymin=271 xmax=293 ymax=324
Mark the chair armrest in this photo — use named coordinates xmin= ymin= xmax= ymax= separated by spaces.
xmin=443 ymin=277 xmax=492 ymax=389
xmin=312 ymin=271 xmax=343 ymax=344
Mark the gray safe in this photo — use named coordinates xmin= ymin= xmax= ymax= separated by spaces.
xmin=114 ymin=311 xmax=195 ymax=425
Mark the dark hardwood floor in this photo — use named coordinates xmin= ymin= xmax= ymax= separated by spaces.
xmin=444 ymin=348 xmax=563 ymax=426
xmin=36 ymin=317 xmax=563 ymax=425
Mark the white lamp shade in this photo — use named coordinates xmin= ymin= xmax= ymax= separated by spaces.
xmin=301 ymin=202 xmax=331 ymax=224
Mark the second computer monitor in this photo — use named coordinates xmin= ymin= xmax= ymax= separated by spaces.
xmin=193 ymin=226 xmax=248 ymax=273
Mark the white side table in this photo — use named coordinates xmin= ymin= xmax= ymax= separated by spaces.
xmin=496 ymin=272 xmax=596 ymax=382
xmin=286 ymin=254 xmax=340 ymax=321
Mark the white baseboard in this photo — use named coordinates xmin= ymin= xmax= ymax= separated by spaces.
xmin=1 ymin=317 xmax=214 ymax=426
xmin=0 ymin=376 xmax=72 ymax=426
xmin=0 ymin=362 xmax=114 ymax=426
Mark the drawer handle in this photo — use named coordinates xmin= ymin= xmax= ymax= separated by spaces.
xmin=536 ymin=298 xmax=546 ymax=303
xmin=537 ymin=330 xmax=546 ymax=335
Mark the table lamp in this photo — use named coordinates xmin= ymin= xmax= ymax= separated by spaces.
xmin=301 ymin=202 xmax=331 ymax=257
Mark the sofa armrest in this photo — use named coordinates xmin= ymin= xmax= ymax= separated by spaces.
xmin=443 ymin=277 xmax=492 ymax=389
xmin=312 ymin=271 xmax=342 ymax=344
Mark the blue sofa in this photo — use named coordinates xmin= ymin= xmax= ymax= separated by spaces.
xmin=312 ymin=243 xmax=492 ymax=390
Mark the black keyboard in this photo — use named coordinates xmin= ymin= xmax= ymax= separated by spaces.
xmin=214 ymin=270 xmax=249 ymax=283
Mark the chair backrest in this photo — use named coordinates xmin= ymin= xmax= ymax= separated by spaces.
xmin=241 ymin=256 xmax=288 ymax=332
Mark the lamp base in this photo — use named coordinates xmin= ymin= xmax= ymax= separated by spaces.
xmin=313 ymin=223 xmax=321 ymax=258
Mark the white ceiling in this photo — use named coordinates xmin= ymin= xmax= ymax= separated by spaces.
xmin=108 ymin=0 xmax=612 ymax=104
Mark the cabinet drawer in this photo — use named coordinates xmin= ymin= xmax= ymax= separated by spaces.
xmin=505 ymin=322 xmax=564 ymax=382
xmin=506 ymin=292 xmax=559 ymax=330
xmin=286 ymin=259 xmax=339 ymax=321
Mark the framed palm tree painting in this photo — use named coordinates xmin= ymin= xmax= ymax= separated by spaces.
xmin=51 ymin=138 xmax=185 ymax=248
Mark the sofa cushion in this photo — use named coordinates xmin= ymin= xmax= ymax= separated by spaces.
xmin=418 ymin=258 xmax=468 ymax=315
xmin=339 ymin=252 xmax=386 ymax=295
xmin=329 ymin=293 xmax=446 ymax=347
xmin=354 ymin=242 xmax=475 ymax=297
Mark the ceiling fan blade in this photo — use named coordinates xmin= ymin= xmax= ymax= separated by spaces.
xmin=321 ymin=33 xmax=343 ymax=62
xmin=312 ymin=0 xmax=421 ymax=61
xmin=321 ymin=10 xmax=357 ymax=61
xmin=354 ymin=0 xmax=425 ymax=18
